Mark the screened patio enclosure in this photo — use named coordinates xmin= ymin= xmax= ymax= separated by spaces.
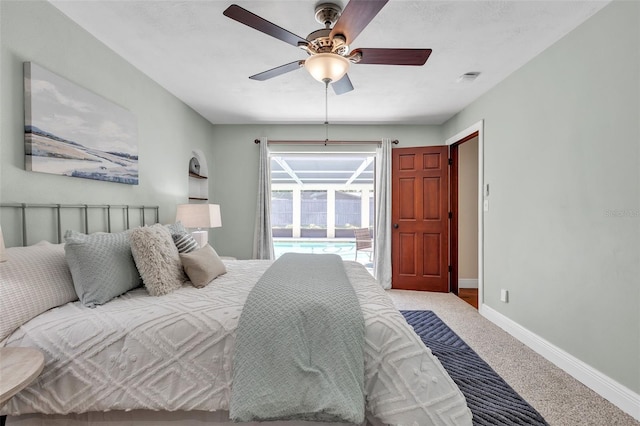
xmin=271 ymin=153 xmax=375 ymax=240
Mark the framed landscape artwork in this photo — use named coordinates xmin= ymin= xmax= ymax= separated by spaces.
xmin=24 ymin=62 xmax=138 ymax=185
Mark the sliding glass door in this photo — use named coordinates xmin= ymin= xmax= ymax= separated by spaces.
xmin=270 ymin=152 xmax=375 ymax=264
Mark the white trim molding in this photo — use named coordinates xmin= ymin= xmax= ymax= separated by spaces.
xmin=480 ymin=304 xmax=640 ymax=421
xmin=458 ymin=279 xmax=478 ymax=289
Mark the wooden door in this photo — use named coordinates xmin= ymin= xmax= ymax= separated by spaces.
xmin=392 ymin=146 xmax=449 ymax=292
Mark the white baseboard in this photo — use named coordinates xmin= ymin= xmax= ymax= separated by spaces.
xmin=480 ymin=304 xmax=640 ymax=421
xmin=458 ymin=279 xmax=478 ymax=289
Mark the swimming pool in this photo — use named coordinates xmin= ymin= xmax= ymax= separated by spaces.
xmin=273 ymin=240 xmax=366 ymax=263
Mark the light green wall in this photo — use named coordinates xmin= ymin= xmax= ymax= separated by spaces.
xmin=209 ymin=124 xmax=442 ymax=259
xmin=444 ymin=1 xmax=640 ymax=393
xmin=0 ymin=0 xmax=216 ymax=231
xmin=2 ymin=0 xmax=637 ymax=399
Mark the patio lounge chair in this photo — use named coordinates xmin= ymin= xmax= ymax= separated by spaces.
xmin=354 ymin=228 xmax=373 ymax=262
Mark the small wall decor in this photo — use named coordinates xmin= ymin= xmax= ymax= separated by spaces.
xmin=189 ymin=157 xmax=201 ymax=176
xmin=188 ymin=150 xmax=209 ymax=201
xmin=24 ymin=62 xmax=138 ymax=185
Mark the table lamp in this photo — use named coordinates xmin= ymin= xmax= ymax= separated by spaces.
xmin=175 ymin=204 xmax=222 ymax=248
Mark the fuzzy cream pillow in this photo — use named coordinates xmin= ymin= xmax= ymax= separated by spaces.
xmin=130 ymin=224 xmax=186 ymax=296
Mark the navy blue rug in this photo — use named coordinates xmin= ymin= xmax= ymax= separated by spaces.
xmin=401 ymin=310 xmax=548 ymax=426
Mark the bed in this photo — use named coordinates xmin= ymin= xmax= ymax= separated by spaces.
xmin=0 ymin=203 xmax=472 ymax=426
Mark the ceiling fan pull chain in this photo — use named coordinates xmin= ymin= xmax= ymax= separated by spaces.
xmin=325 ymin=80 xmax=329 ymax=145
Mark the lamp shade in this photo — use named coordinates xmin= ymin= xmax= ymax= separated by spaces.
xmin=0 ymin=226 xmax=7 ymax=262
xmin=305 ymin=53 xmax=350 ymax=83
xmin=175 ymin=204 xmax=222 ymax=229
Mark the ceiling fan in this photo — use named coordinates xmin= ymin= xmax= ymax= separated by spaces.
xmin=223 ymin=0 xmax=432 ymax=95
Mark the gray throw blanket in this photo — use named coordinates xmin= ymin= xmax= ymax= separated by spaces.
xmin=230 ymin=253 xmax=365 ymax=423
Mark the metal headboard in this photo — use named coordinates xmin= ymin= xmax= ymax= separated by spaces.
xmin=0 ymin=203 xmax=159 ymax=247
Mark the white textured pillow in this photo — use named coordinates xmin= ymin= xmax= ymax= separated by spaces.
xmin=0 ymin=241 xmax=78 ymax=342
xmin=180 ymin=244 xmax=227 ymax=288
xmin=130 ymin=224 xmax=186 ymax=296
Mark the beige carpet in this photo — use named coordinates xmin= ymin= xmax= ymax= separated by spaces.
xmin=386 ymin=289 xmax=639 ymax=426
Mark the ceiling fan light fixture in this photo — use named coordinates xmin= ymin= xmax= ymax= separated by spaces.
xmin=305 ymin=53 xmax=350 ymax=83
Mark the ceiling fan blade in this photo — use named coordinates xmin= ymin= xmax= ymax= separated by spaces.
xmin=249 ymin=61 xmax=304 ymax=81
xmin=353 ymin=48 xmax=432 ymax=65
xmin=332 ymin=74 xmax=354 ymax=95
xmin=223 ymin=4 xmax=308 ymax=47
xmin=330 ymin=0 xmax=388 ymax=46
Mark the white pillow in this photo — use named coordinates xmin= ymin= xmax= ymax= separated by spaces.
xmin=130 ymin=224 xmax=186 ymax=296
xmin=0 ymin=241 xmax=78 ymax=342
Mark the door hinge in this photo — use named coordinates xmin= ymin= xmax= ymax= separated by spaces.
xmin=448 ymin=265 xmax=452 ymax=272
xmin=448 ymin=158 xmax=453 ymax=165
xmin=448 ymin=211 xmax=453 ymax=219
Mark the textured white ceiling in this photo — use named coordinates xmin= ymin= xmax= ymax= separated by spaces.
xmin=49 ymin=0 xmax=609 ymax=125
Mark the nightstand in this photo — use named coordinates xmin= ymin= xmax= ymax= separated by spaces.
xmin=0 ymin=348 xmax=45 ymax=426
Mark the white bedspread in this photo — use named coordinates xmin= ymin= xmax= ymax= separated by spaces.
xmin=2 ymin=260 xmax=472 ymax=426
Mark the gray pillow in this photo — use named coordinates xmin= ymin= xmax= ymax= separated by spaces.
xmin=64 ymin=230 xmax=141 ymax=308
xmin=166 ymin=221 xmax=187 ymax=236
xmin=172 ymin=231 xmax=199 ymax=253
xmin=130 ymin=224 xmax=186 ymax=296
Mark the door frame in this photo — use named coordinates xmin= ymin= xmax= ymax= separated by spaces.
xmin=445 ymin=120 xmax=484 ymax=309
xmin=449 ymin=142 xmax=459 ymax=295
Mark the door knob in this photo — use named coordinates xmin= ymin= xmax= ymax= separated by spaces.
xmin=393 ymin=223 xmax=399 ymax=229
